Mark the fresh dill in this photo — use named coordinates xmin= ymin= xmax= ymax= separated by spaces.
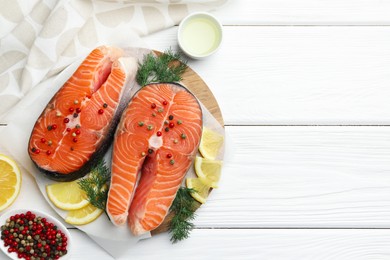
xmin=136 ymin=49 xmax=188 ymax=86
xmin=78 ymin=160 xmax=110 ymax=212
xmin=169 ymin=187 xmax=198 ymax=243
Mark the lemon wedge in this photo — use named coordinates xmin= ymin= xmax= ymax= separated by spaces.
xmin=0 ymin=154 xmax=21 ymax=211
xmin=65 ymin=204 xmax=103 ymax=225
xmin=46 ymin=181 xmax=89 ymax=210
xmin=185 ymin=178 xmax=210 ymax=204
xmin=198 ymin=127 xmax=224 ymax=160
xmin=194 ymin=156 xmax=222 ymax=188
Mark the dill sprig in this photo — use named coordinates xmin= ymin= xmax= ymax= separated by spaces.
xmin=169 ymin=187 xmax=198 ymax=243
xmin=78 ymin=160 xmax=110 ymax=211
xmin=136 ymin=49 xmax=188 ymax=86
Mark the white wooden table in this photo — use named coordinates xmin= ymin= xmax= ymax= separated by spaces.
xmin=3 ymin=1 xmax=390 ymax=259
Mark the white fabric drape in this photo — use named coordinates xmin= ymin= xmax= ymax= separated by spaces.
xmin=0 ymin=0 xmax=226 ymax=118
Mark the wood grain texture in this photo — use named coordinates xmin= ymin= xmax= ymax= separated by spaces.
xmin=193 ymin=126 xmax=390 ymax=228
xmin=182 ymin=67 xmax=224 ymax=126
xmin=144 ymin=26 xmax=390 ymax=125
xmin=212 ymin=0 xmax=390 ymax=25
xmin=2 ymin=1 xmax=390 ymax=258
xmin=57 ymin=229 xmax=390 ymax=259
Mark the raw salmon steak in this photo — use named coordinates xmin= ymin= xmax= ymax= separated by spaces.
xmin=28 ymin=46 xmax=138 ymax=181
xmin=106 ymin=83 xmax=202 ymax=235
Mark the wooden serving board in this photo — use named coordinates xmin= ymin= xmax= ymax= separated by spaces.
xmin=151 ymin=64 xmax=224 ymax=235
xmin=9 ymin=47 xmax=224 ymax=240
xmin=181 ymin=68 xmax=224 ymax=127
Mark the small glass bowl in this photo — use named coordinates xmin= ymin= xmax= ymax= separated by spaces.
xmin=0 ymin=208 xmax=72 ymax=260
xmin=178 ymin=12 xmax=223 ymax=59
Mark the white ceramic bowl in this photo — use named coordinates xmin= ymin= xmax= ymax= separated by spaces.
xmin=178 ymin=12 xmax=223 ymax=59
xmin=0 ymin=209 xmax=72 ymax=260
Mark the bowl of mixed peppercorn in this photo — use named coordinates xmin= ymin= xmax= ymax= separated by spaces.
xmin=0 ymin=209 xmax=71 ymax=260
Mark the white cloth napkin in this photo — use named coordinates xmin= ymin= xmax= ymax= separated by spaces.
xmin=0 ymin=0 xmax=226 ymax=119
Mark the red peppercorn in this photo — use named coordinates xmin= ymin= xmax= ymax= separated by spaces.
xmin=64 ymin=118 xmax=70 ymax=123
xmin=151 ymin=103 xmax=156 ymax=109
xmin=166 ymin=153 xmax=172 ymax=158
xmin=52 ymin=124 xmax=57 ymax=130
xmin=40 ymin=138 xmax=46 ymax=143
xmin=34 ymin=149 xmax=40 ymax=154
xmin=75 ymin=130 xmax=81 ymax=135
xmin=76 ymin=108 xmax=81 ymax=113
xmin=37 ymin=243 xmax=42 ymax=248
xmin=46 ymin=150 xmax=51 ymax=155
xmin=66 ymin=128 xmax=71 ymax=132
xmin=69 ymin=107 xmax=74 ymax=113
xmin=169 ymin=122 xmax=174 ymax=128
xmin=156 ymin=131 xmax=162 ymax=137
xmin=163 ymin=100 xmax=168 ymax=105
xmin=98 ymin=109 xmax=104 ymax=114
xmin=73 ymin=138 xmax=78 ymax=143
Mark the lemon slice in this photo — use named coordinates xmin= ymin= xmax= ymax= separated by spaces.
xmin=185 ymin=178 xmax=210 ymax=204
xmin=194 ymin=156 xmax=222 ymax=188
xmin=65 ymin=204 xmax=103 ymax=225
xmin=198 ymin=127 xmax=224 ymax=160
xmin=0 ymin=154 xmax=21 ymax=211
xmin=46 ymin=181 xmax=89 ymax=210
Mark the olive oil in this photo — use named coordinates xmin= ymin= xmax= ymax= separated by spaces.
xmin=180 ymin=16 xmax=222 ymax=56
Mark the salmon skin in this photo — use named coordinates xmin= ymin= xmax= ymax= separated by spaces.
xmin=28 ymin=46 xmax=138 ymax=182
xmin=106 ymin=82 xmax=202 ymax=235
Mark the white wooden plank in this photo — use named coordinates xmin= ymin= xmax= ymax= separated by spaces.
xmin=143 ymin=26 xmax=390 ymax=125
xmin=194 ymin=126 xmax=390 ymax=228
xmin=2 ymin=126 xmax=390 ymax=229
xmin=211 ymin=0 xmax=390 ymax=25
xmin=55 ymin=229 xmax=390 ymax=260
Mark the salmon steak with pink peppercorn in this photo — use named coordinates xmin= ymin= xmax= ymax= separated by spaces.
xmin=28 ymin=46 xmax=138 ymax=182
xmin=106 ymin=82 xmax=202 ymax=235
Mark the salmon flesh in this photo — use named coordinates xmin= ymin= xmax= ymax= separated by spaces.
xmin=106 ymin=83 xmax=202 ymax=235
xmin=28 ymin=46 xmax=138 ymax=181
